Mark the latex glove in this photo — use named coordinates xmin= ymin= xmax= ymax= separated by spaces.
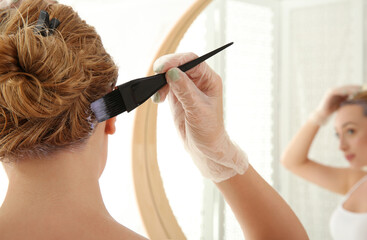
xmin=310 ymin=85 xmax=361 ymax=126
xmin=152 ymin=52 xmax=249 ymax=182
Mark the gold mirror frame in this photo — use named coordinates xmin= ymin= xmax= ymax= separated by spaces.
xmin=131 ymin=0 xmax=212 ymax=239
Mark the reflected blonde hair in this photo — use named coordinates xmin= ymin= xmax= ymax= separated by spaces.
xmin=0 ymin=0 xmax=118 ymax=160
xmin=351 ymin=91 xmax=367 ymax=102
xmin=341 ymin=91 xmax=367 ymax=117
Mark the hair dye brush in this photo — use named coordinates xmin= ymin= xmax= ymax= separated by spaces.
xmin=91 ymin=42 xmax=233 ymax=122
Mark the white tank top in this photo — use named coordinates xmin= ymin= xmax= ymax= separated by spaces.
xmin=329 ymin=175 xmax=367 ymax=240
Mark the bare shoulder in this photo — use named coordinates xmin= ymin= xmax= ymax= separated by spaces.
xmin=343 ymin=170 xmax=367 ymax=212
xmin=108 ymin=221 xmax=148 ymax=240
xmin=346 ymin=169 xmax=367 ymax=191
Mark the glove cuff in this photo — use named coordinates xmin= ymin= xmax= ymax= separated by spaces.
xmin=188 ymin=139 xmax=249 ymax=183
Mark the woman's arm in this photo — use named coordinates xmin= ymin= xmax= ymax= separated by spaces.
xmin=281 ymin=117 xmax=320 ymax=170
xmin=216 ymin=165 xmax=308 ymax=240
xmin=281 ymin=86 xmax=362 ymax=195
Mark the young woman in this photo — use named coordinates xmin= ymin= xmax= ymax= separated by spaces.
xmin=0 ymin=0 xmax=308 ymax=239
xmin=281 ymin=85 xmax=367 ymax=240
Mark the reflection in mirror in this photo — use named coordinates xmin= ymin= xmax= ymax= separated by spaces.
xmin=278 ymin=1 xmax=364 ymax=240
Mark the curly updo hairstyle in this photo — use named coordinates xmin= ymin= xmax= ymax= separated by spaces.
xmin=0 ymin=0 xmax=118 ymax=160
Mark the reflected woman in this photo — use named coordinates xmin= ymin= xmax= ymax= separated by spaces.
xmin=281 ymin=85 xmax=367 ymax=240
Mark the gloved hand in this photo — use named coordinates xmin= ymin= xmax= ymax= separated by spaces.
xmin=310 ymin=85 xmax=361 ymax=126
xmin=152 ymin=52 xmax=249 ymax=182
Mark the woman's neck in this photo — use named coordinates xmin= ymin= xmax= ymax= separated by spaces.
xmin=0 ymin=145 xmax=110 ymax=221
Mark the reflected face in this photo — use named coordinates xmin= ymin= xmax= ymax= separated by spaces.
xmin=335 ymin=104 xmax=367 ymax=168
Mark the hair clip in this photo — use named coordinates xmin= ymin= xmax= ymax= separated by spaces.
xmin=34 ymin=10 xmax=60 ymax=36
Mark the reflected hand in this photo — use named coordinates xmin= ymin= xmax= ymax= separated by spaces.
xmin=152 ymin=52 xmax=248 ymax=182
xmin=310 ymin=85 xmax=361 ymax=125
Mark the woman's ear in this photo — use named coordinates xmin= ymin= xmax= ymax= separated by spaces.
xmin=105 ymin=117 xmax=116 ymax=135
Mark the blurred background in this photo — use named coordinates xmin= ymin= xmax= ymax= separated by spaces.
xmin=0 ymin=0 xmax=366 ymax=239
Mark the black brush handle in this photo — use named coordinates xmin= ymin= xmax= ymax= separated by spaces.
xmin=178 ymin=42 xmax=233 ymax=72
xmin=119 ymin=74 xmax=167 ymax=112
xmin=118 ymin=42 xmax=233 ymax=112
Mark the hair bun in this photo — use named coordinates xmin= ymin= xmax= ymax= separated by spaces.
xmin=0 ymin=0 xmax=118 ymax=160
xmin=0 ymin=28 xmax=87 ymax=119
xmin=0 ymin=35 xmax=21 ymax=76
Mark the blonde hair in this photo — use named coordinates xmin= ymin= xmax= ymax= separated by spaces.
xmin=351 ymin=91 xmax=367 ymax=103
xmin=340 ymin=90 xmax=367 ymax=117
xmin=0 ymin=0 xmax=118 ymax=160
